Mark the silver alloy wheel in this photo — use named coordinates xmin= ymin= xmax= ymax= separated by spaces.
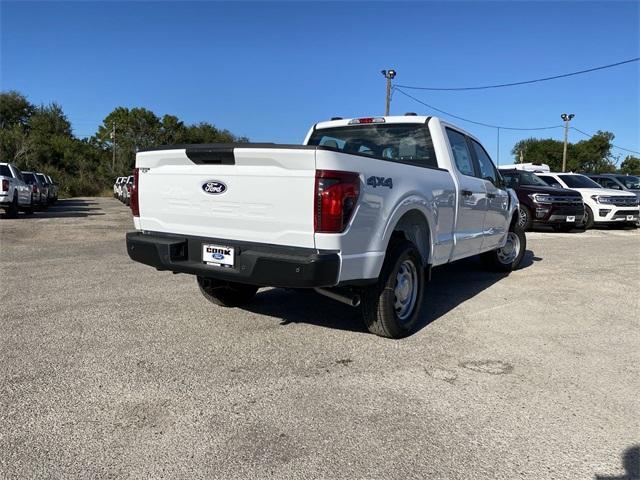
xmin=394 ymin=260 xmax=418 ymax=321
xmin=518 ymin=207 xmax=527 ymax=228
xmin=496 ymin=231 xmax=521 ymax=265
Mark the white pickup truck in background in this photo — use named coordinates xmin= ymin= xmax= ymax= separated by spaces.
xmin=126 ymin=115 xmax=525 ymax=338
xmin=0 ymin=162 xmax=33 ymax=218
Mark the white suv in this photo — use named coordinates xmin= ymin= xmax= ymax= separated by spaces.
xmin=536 ymin=172 xmax=639 ymax=228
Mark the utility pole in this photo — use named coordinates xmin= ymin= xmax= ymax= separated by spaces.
xmin=381 ymin=69 xmax=396 ymax=116
xmin=560 ymin=113 xmax=575 ymax=172
xmin=110 ymin=122 xmax=116 ymax=172
xmin=519 ymin=149 xmax=524 ymax=164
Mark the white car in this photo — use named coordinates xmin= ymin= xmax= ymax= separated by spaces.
xmin=114 ymin=177 xmax=125 ymax=199
xmin=536 ymin=172 xmax=639 ymax=228
xmin=125 ymin=115 xmax=525 ymax=338
xmin=0 ymin=162 xmax=33 ymax=217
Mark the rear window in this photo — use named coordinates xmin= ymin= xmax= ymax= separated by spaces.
xmin=36 ymin=174 xmax=48 ymax=184
xmin=22 ymin=172 xmax=37 ymax=183
xmin=558 ymin=174 xmax=601 ymax=189
xmin=0 ymin=165 xmax=12 ymax=177
xmin=307 ymin=123 xmax=438 ymax=168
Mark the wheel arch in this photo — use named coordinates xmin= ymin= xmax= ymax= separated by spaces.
xmin=382 ymin=205 xmax=433 ymax=268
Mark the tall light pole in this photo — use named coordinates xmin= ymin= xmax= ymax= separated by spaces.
xmin=110 ymin=122 xmax=117 ymax=172
xmin=381 ymin=69 xmax=396 ymax=116
xmin=561 ymin=113 xmax=575 ymax=172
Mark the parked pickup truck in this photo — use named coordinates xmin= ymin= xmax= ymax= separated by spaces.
xmin=126 ymin=115 xmax=525 ymax=338
xmin=1 ymin=162 xmax=33 ymax=217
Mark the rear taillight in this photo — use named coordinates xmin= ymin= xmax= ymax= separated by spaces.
xmin=32 ymin=185 xmax=38 ymax=193
xmin=2 ymin=179 xmax=9 ymax=192
xmin=314 ymin=170 xmax=360 ymax=233
xmin=130 ymin=168 xmax=139 ymax=217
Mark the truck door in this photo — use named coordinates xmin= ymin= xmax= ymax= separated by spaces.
xmin=445 ymin=128 xmax=487 ymax=259
xmin=468 ymin=139 xmax=510 ymax=250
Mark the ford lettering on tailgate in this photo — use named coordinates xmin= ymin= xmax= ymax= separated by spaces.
xmin=202 ymin=180 xmax=227 ymax=195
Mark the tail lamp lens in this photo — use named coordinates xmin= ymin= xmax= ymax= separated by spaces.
xmin=2 ymin=179 xmax=9 ymax=192
xmin=130 ymin=168 xmax=140 ymax=217
xmin=314 ymin=170 xmax=360 ymax=233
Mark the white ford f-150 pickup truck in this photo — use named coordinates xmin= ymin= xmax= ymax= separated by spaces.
xmin=126 ymin=115 xmax=525 ymax=338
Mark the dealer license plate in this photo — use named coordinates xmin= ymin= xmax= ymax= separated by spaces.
xmin=566 ymin=216 xmax=575 ymax=222
xmin=202 ymin=244 xmax=235 ymax=268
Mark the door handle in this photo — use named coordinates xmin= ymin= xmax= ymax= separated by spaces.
xmin=461 ymin=189 xmax=473 ymax=197
xmin=487 ymin=193 xmax=496 ymax=199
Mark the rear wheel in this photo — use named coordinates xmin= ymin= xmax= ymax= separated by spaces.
xmin=7 ymin=195 xmax=19 ymax=218
xmin=517 ymin=205 xmax=533 ymax=231
xmin=361 ymin=240 xmax=425 ymax=339
xmin=482 ymin=223 xmax=526 ymax=272
xmin=197 ymin=276 xmax=258 ymax=307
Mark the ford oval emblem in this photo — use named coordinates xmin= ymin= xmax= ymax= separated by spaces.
xmin=202 ymin=180 xmax=227 ymax=195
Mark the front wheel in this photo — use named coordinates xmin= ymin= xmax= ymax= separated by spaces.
xmin=582 ymin=206 xmax=594 ymax=229
xmin=197 ymin=276 xmax=258 ymax=307
xmin=361 ymin=240 xmax=425 ymax=339
xmin=482 ymin=223 xmax=526 ymax=272
xmin=518 ymin=205 xmax=533 ymax=231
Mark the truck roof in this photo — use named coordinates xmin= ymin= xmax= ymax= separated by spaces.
xmin=314 ymin=115 xmax=431 ymax=130
xmin=311 ymin=115 xmax=483 ymax=146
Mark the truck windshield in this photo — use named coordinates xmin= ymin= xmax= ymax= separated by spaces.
xmin=616 ymin=175 xmax=640 ymax=190
xmin=558 ymin=174 xmax=601 ymax=189
xmin=307 ymin=123 xmax=438 ymax=168
xmin=502 ymin=170 xmax=549 ymax=188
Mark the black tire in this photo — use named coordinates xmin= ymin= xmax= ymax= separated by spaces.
xmin=197 ymin=276 xmax=258 ymax=307
xmin=23 ymin=204 xmax=34 ymax=215
xmin=517 ymin=205 xmax=533 ymax=231
xmin=482 ymin=222 xmax=526 ymax=272
xmin=7 ymin=195 xmax=19 ymax=218
xmin=361 ymin=240 xmax=425 ymax=339
xmin=582 ymin=206 xmax=594 ymax=229
xmin=552 ymin=223 xmax=574 ymax=232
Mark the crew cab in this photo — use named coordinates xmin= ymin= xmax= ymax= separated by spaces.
xmin=126 ymin=115 xmax=526 ymax=338
xmin=1 ymin=162 xmax=33 ymax=217
xmin=536 ymin=172 xmax=639 ymax=228
xmin=499 ymin=168 xmax=584 ymax=232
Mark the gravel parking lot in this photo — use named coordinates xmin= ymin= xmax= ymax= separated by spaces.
xmin=1 ymin=197 xmax=638 ymax=479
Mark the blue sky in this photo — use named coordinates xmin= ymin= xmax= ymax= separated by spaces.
xmin=1 ymin=1 xmax=638 ymax=164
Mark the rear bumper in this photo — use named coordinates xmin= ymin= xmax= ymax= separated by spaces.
xmin=126 ymin=231 xmax=340 ymax=288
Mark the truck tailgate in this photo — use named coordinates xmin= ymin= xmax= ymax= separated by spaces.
xmin=136 ymin=146 xmax=317 ymax=248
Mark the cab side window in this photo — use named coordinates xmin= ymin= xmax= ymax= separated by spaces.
xmin=469 ymin=139 xmax=498 ymax=185
xmin=446 ymin=129 xmax=475 ymax=176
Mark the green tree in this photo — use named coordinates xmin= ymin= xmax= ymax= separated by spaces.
xmin=512 ymin=131 xmax=617 ymax=173
xmin=619 ymin=155 xmax=640 ymax=175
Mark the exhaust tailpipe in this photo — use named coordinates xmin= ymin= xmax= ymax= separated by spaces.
xmin=314 ymin=288 xmax=361 ymax=307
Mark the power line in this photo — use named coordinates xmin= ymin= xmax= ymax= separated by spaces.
xmin=396 ymin=57 xmax=640 ymax=91
xmin=571 ymin=127 xmax=640 ymax=155
xmin=394 ymin=87 xmax=563 ymax=131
